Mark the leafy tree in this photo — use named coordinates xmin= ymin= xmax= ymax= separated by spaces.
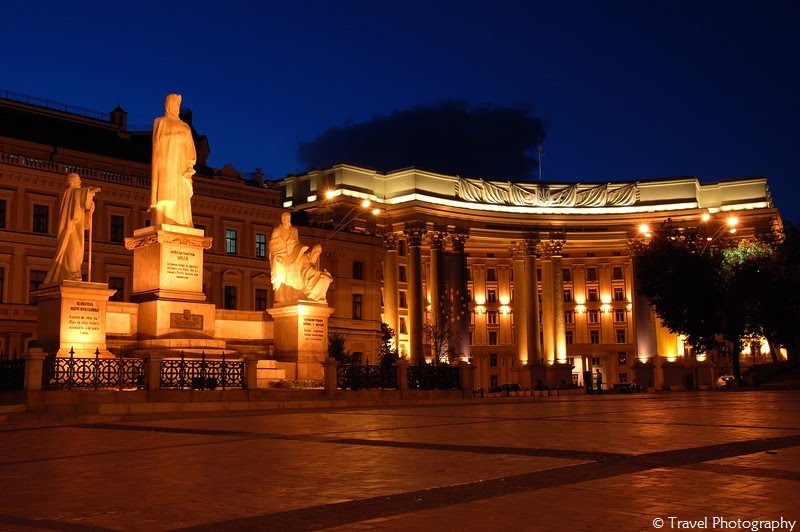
xmin=378 ymin=323 xmax=399 ymax=368
xmin=328 ymin=332 xmax=353 ymax=364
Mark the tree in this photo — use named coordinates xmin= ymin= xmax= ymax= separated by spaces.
xmin=423 ymin=319 xmax=461 ymax=366
xmin=328 ymin=332 xmax=353 ymax=364
xmin=298 ymin=101 xmax=546 ymax=181
xmin=378 ymin=323 xmax=399 ymax=368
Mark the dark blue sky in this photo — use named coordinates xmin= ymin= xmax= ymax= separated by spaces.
xmin=3 ymin=1 xmax=798 ymax=221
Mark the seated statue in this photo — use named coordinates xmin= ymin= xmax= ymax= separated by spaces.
xmin=300 ymin=245 xmax=332 ymax=302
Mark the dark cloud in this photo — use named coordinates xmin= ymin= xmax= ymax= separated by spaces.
xmin=298 ymin=101 xmax=546 ymax=181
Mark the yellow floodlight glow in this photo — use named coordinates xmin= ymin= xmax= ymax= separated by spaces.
xmin=575 ymin=303 xmax=586 ymax=314
xmin=499 ymin=296 xmax=510 ymax=305
xmin=499 ymin=305 xmax=511 ymax=315
xmin=475 ymin=305 xmax=486 ymax=315
xmin=730 ymin=228 xmax=737 ymax=234
xmin=701 ymin=212 xmax=711 ymax=222
xmin=325 ymin=189 xmax=337 ymax=199
xmin=371 ymin=208 xmax=381 ymax=215
xmin=727 ymin=216 xmax=738 ymax=227
xmin=638 ymin=224 xmax=650 ymax=234
xmin=361 ymin=199 xmax=371 ymax=208
xmin=474 ymin=295 xmax=486 ymax=305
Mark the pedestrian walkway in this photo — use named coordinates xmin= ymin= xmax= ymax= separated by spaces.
xmin=0 ymin=391 xmax=798 ymax=530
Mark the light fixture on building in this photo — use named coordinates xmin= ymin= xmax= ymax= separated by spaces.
xmin=499 ymin=296 xmax=510 ymax=305
xmin=371 ymin=208 xmax=381 ymax=215
xmin=361 ymin=199 xmax=371 ymax=208
xmin=575 ymin=303 xmax=586 ymax=314
xmin=701 ymin=212 xmax=711 ymax=222
xmin=474 ymin=295 xmax=486 ymax=305
xmin=475 ymin=305 xmax=486 ymax=314
xmin=325 ymin=189 xmax=337 ymax=199
xmin=727 ymin=216 xmax=738 ymax=227
xmin=638 ymin=223 xmax=650 ymax=234
xmin=499 ymin=305 xmax=511 ymax=315
xmin=601 ymin=303 xmax=612 ymax=313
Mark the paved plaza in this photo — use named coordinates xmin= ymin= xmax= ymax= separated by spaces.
xmin=1 ymin=391 xmax=799 ymax=531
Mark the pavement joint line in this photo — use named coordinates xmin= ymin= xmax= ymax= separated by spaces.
xmin=0 ymin=513 xmax=112 ymax=530
xmin=175 ymin=434 xmax=800 ymax=531
xmin=678 ymin=462 xmax=800 ymax=481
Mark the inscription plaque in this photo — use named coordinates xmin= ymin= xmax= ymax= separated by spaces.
xmin=170 ymin=309 xmax=204 ymax=330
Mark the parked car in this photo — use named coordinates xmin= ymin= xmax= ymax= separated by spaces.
xmin=715 ymin=375 xmax=735 ymax=389
xmin=491 ymin=383 xmax=522 ymax=395
xmin=612 ymin=383 xmax=639 ymax=394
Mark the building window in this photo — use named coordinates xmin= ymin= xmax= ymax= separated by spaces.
xmin=398 ymin=240 xmax=406 ymax=256
xmin=565 ymin=310 xmax=574 ymax=324
xmin=489 ymin=353 xmax=498 ymax=367
xmin=110 ymin=215 xmax=125 ymax=243
xmin=256 ymin=233 xmax=267 ymax=258
xmin=590 ymin=330 xmax=600 ymax=344
xmin=510 ymin=269 xmax=514 ymax=281
xmin=587 ymin=267 xmax=598 ymax=281
xmin=353 ymin=261 xmax=364 ymax=280
xmin=490 ymin=375 xmax=498 ymax=389
xmin=488 ymin=331 xmax=498 ymax=345
xmin=399 ymin=265 xmax=407 ymax=282
xmin=564 ymin=289 xmax=573 ymax=302
xmin=0 ymin=266 xmax=4 ymax=302
xmin=587 ymin=288 xmax=598 ymax=302
xmin=399 ymin=291 xmax=408 ymax=309
xmin=487 ymin=289 xmax=497 ymax=303
xmin=565 ymin=330 xmax=573 ymax=344
xmin=487 ymin=311 xmax=498 ymax=325
xmin=467 ymin=268 xmax=472 ymax=281
xmin=33 ymin=205 xmax=49 ymax=234
xmin=612 ymin=266 xmax=624 ymax=280
xmin=29 ymin=269 xmax=47 ymax=299
xmin=0 ymin=199 xmax=6 ymax=228
xmin=486 ymin=268 xmax=497 ymax=282
xmin=618 ymin=352 xmax=628 ymax=366
xmin=613 ymin=287 xmax=625 ymax=301
xmin=352 ymin=293 xmax=363 ymax=319
xmin=616 ymin=329 xmax=627 ymax=344
xmin=592 ymin=356 xmax=601 ymax=366
xmin=536 ymin=268 xmax=542 ymax=282
xmin=255 ymin=288 xmax=268 ymax=311
xmin=466 ymin=289 xmax=472 ymax=302
xmin=225 ymin=229 xmax=238 ymax=254
xmin=562 ymin=268 xmax=571 ymax=282
xmin=108 ymin=276 xmax=124 ymax=302
xmin=469 ymin=311 xmax=475 ymax=325
xmin=399 ymin=317 xmax=407 ymax=334
xmin=614 ymin=309 xmax=626 ymax=322
xmin=588 ymin=310 xmax=599 ymax=324
xmin=619 ymin=372 xmax=628 ymax=383
xmin=224 ymin=286 xmax=237 ymax=310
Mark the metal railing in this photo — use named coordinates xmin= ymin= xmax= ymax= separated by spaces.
xmin=407 ymin=364 xmax=461 ymax=390
xmin=160 ymin=352 xmax=244 ymax=390
xmin=336 ymin=364 xmax=398 ymax=390
xmin=1 ymin=88 xmax=109 ymax=121
xmin=0 ymin=151 xmax=151 ymax=189
xmin=43 ymin=348 xmax=145 ymax=391
xmin=0 ymin=351 xmax=25 ymax=391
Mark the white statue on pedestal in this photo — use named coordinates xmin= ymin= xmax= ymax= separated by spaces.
xmin=269 ymin=212 xmax=331 ymax=303
xmin=44 ymin=173 xmax=100 ymax=283
xmin=150 ymin=93 xmax=196 ymax=227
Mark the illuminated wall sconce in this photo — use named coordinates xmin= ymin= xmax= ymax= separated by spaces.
xmin=325 ymin=189 xmax=337 ymax=199
xmin=499 ymin=305 xmax=511 ymax=315
xmin=499 ymin=296 xmax=510 ymax=305
xmin=626 ymin=303 xmax=633 ymax=311
xmin=575 ymin=303 xmax=586 ymax=314
xmin=600 ymin=303 xmax=612 ymax=313
xmin=696 ymin=354 xmax=707 ymax=362
xmin=601 ymin=296 xmax=611 ymax=305
xmin=475 ymin=305 xmax=486 ymax=315
xmin=474 ymin=295 xmax=486 ymax=305
xmin=666 ymin=356 xmax=677 ymax=363
xmin=282 ymin=200 xmax=293 ymax=208
xmin=638 ymin=355 xmax=650 ymax=364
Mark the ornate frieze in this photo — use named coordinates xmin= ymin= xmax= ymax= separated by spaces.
xmin=456 ymin=177 xmax=638 ymax=207
xmin=404 ymin=227 xmax=426 ymax=247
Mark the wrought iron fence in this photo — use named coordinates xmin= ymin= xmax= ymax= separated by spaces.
xmin=0 ymin=352 xmax=25 ymax=391
xmin=160 ymin=352 xmax=244 ymax=390
xmin=407 ymin=364 xmax=461 ymax=390
xmin=337 ymin=364 xmax=398 ymax=390
xmin=43 ymin=349 xmax=145 ymax=390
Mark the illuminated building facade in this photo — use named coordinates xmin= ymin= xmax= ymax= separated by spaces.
xmin=281 ymin=164 xmax=781 ymax=390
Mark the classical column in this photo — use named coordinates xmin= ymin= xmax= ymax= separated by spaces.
xmin=405 ymin=227 xmax=426 ymax=364
xmin=426 ymin=231 xmax=446 ymax=328
xmin=449 ymin=232 xmax=470 ymax=361
xmin=550 ymin=236 xmax=567 ymax=363
xmin=631 ymin=256 xmax=657 ymax=388
xmin=540 ymin=243 xmax=555 ymax=363
xmin=524 ymin=238 xmax=542 ymax=364
xmin=510 ymin=243 xmax=528 ymax=366
xmin=382 ymin=232 xmax=400 ymax=343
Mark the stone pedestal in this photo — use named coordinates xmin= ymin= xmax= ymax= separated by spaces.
xmin=547 ymin=362 xmax=574 ymax=388
xmin=267 ymin=302 xmax=334 ymax=381
xmin=32 ymin=280 xmax=117 ymax=357
xmin=527 ymin=362 xmax=548 ymax=389
xmin=125 ymin=225 xmax=222 ymax=355
xmin=661 ymin=362 xmax=687 ymax=390
xmin=632 ymin=360 xmax=655 ymax=389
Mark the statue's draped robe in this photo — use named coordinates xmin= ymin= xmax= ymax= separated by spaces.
xmin=44 ymin=187 xmax=93 ymax=283
xmin=300 ymin=253 xmax=332 ymax=302
xmin=268 ymin=225 xmax=306 ymax=292
xmin=151 ymin=113 xmax=196 ymax=226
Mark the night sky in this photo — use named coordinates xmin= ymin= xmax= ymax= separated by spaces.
xmin=3 ymin=1 xmax=798 ymax=221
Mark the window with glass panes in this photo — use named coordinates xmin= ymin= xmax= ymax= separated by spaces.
xmin=33 ymin=205 xmax=49 ymax=233
xmin=225 ymin=230 xmax=237 ymax=254
xmin=590 ymin=330 xmax=600 ymax=344
xmin=616 ymin=329 xmax=626 ymax=343
xmin=255 ymin=288 xmax=267 ymax=311
xmin=486 ymin=268 xmax=496 ymax=282
xmin=587 ymin=267 xmax=598 ymax=281
xmin=614 ymin=309 xmax=626 ymax=322
xmin=224 ymin=286 xmax=237 ymax=309
xmin=255 ymin=233 xmax=267 ymax=258
xmin=110 ymin=215 xmax=125 ymax=243
xmin=612 ymin=266 xmax=624 ymax=280
xmin=352 ymin=293 xmax=362 ymax=319
xmin=108 ymin=276 xmax=124 ymax=302
xmin=488 ymin=331 xmax=498 ymax=345
xmin=613 ymin=287 xmax=625 ymax=301
xmin=0 ymin=199 xmax=6 ymax=228
xmin=353 ymin=261 xmax=364 ymax=280
xmin=487 ymin=311 xmax=498 ymax=325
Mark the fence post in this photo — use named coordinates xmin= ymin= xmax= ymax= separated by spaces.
xmin=243 ymin=354 xmax=258 ymax=391
xmin=146 ymin=354 xmax=163 ymax=391
xmin=395 ymin=359 xmax=409 ymax=394
xmin=322 ymin=358 xmax=338 ymax=398
xmin=22 ymin=348 xmax=46 ymax=392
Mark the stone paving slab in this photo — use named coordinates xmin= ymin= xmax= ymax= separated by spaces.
xmin=0 ymin=391 xmax=798 ymax=531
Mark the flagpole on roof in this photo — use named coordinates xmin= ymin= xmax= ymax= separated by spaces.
xmin=537 ymin=139 xmax=544 ymax=181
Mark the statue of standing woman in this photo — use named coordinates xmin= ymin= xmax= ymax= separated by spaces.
xmin=44 ymin=173 xmax=101 ymax=283
xmin=150 ymin=94 xmax=196 ymax=227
